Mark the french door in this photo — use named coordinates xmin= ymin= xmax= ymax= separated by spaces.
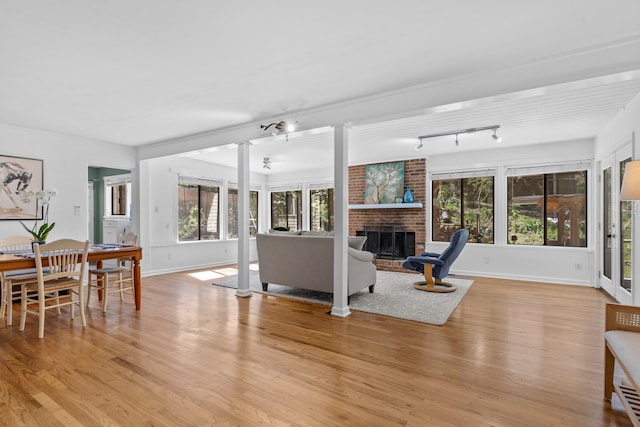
xmin=600 ymin=147 xmax=633 ymax=304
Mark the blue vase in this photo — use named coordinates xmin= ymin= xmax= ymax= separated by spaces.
xmin=403 ymin=188 xmax=414 ymax=203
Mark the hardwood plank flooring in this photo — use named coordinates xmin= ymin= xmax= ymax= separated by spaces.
xmin=0 ymin=268 xmax=634 ymax=426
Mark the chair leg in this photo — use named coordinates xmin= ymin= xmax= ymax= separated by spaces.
xmin=6 ymin=282 xmax=13 ymax=326
xmin=413 ymin=264 xmax=457 ymax=293
xmin=86 ymin=274 xmax=93 ymax=307
xmin=38 ymin=296 xmax=45 ymax=339
xmin=604 ymin=344 xmax=615 ymax=400
xmin=102 ymin=274 xmax=108 ymax=313
xmin=0 ymin=280 xmax=7 ymax=320
xmin=19 ymin=287 xmax=27 ymax=331
xmin=78 ymin=283 xmax=86 ymax=327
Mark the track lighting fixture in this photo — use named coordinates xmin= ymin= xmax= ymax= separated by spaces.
xmin=260 ymin=120 xmax=297 ymax=135
xmin=416 ymin=125 xmax=501 ymax=148
xmin=263 ymin=157 xmax=271 ymax=169
xmin=492 ymin=128 xmax=503 ymax=143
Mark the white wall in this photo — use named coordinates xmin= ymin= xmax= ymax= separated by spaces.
xmin=0 ymin=124 xmax=136 ymax=241
xmin=140 ymin=155 xmax=268 ymax=275
xmin=426 ymin=139 xmax=595 ymax=285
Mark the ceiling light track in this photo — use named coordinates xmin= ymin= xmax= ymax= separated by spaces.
xmin=416 ymin=125 xmax=501 ymax=149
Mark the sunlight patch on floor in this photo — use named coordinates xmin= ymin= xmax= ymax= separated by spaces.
xmin=188 ymin=263 xmax=259 ymax=281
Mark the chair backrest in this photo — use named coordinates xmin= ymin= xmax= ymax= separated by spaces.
xmin=34 ymin=239 xmax=89 ymax=285
xmin=0 ymin=235 xmax=33 ymax=253
xmin=118 ymin=232 xmax=138 ymax=246
xmin=438 ymin=228 xmax=469 ymax=267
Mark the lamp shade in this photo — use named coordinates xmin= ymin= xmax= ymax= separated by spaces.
xmin=620 ymin=160 xmax=640 ymax=200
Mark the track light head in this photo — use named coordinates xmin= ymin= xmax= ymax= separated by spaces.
xmin=260 ymin=120 xmax=297 ymax=136
xmin=492 ymin=129 xmax=503 ymax=143
xmin=455 ymin=134 xmax=459 ymax=146
xmin=415 ymin=139 xmax=423 ymax=150
xmin=263 ymin=157 xmax=271 ymax=169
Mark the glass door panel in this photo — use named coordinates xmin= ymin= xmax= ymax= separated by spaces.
xmin=620 ymin=158 xmax=632 ymax=293
xmin=603 ymin=166 xmax=613 ymax=281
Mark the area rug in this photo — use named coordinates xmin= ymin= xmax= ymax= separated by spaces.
xmin=212 ymin=269 xmax=473 ymax=326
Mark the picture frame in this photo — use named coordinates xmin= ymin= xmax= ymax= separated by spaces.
xmin=0 ymin=155 xmax=44 ymax=220
xmin=364 ymin=161 xmax=405 ymax=204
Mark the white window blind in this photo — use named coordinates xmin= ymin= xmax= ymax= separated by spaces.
xmin=178 ymin=176 xmax=223 ymax=187
xmin=228 ymin=182 xmax=261 ymax=191
xmin=268 ymin=184 xmax=302 ymax=192
xmin=104 ymin=174 xmax=131 ymax=186
xmin=308 ymin=182 xmax=334 ymax=190
xmin=506 ymin=161 xmax=591 ymax=177
xmin=430 ymin=169 xmax=496 ymax=180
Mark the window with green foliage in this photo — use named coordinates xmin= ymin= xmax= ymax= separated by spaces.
xmin=432 ymin=176 xmax=494 ymax=243
xmin=178 ymin=181 xmax=220 ymax=241
xmin=271 ymin=190 xmax=302 ymax=231
xmin=620 ymin=158 xmax=632 ymax=291
xmin=309 ymin=188 xmax=334 ymax=232
xmin=228 ymin=188 xmax=259 ymax=238
xmin=507 ymin=171 xmax=587 ymax=247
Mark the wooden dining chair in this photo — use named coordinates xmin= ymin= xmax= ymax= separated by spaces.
xmin=86 ymin=232 xmax=138 ymax=312
xmin=19 ymin=239 xmax=89 ymax=338
xmin=0 ymin=235 xmax=40 ymax=326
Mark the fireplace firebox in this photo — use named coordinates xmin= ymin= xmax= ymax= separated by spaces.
xmin=356 ymin=226 xmax=415 ymax=260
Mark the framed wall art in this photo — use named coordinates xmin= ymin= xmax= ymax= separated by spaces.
xmin=0 ymin=155 xmax=44 ymax=220
xmin=364 ymin=161 xmax=405 ymax=204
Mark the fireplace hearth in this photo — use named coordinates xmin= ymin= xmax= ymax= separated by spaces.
xmin=357 ymin=226 xmax=415 ymax=260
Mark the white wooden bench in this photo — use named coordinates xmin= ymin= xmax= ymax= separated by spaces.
xmin=605 ymin=303 xmax=640 ymax=426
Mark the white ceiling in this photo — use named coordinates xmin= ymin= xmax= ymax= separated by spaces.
xmin=2 ymin=1 xmax=640 ymax=172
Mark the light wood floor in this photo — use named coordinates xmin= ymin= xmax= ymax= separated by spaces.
xmin=0 ymin=268 xmax=633 ymax=426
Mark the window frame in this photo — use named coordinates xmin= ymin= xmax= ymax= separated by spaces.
xmin=431 ymin=172 xmax=495 ymax=244
xmin=227 ymin=186 xmax=259 ymax=239
xmin=177 ymin=177 xmax=222 ymax=242
xmin=506 ymin=167 xmax=588 ymax=248
xmin=104 ymin=174 xmax=131 ymax=219
xmin=269 ymin=188 xmax=303 ymax=231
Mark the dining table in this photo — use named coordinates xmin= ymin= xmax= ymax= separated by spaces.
xmin=0 ymin=243 xmax=143 ymax=310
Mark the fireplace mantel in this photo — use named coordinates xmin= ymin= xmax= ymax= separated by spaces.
xmin=348 ymin=203 xmax=423 ymax=209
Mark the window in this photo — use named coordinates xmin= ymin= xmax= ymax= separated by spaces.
xmin=309 ymin=188 xmax=334 ymax=232
xmin=432 ymin=176 xmax=494 ymax=243
xmin=271 ymin=190 xmax=302 ymax=231
xmin=228 ymin=188 xmax=259 ymax=238
xmin=111 ymin=184 xmax=128 ymax=215
xmin=507 ymin=170 xmax=587 ymax=247
xmin=178 ymin=178 xmax=220 ymax=241
xmin=104 ymin=174 xmax=131 ymax=218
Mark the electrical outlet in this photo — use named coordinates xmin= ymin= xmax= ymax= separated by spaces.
xmin=575 ymin=263 xmax=582 ymax=270
xmin=483 ymin=256 xmax=490 ymax=264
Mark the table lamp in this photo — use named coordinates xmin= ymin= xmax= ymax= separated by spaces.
xmin=621 ymin=160 xmax=640 ymax=201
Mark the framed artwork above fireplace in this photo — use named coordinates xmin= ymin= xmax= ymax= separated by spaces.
xmin=364 ymin=161 xmax=404 ymax=204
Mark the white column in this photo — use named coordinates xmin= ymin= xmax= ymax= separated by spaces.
xmin=236 ymin=141 xmax=252 ymax=297
xmin=331 ymin=125 xmax=351 ymax=316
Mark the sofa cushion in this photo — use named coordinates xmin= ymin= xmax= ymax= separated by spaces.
xmin=268 ymin=229 xmax=301 ymax=235
xmin=301 ymin=230 xmax=328 ymax=236
xmin=605 ymin=330 xmax=640 ymax=388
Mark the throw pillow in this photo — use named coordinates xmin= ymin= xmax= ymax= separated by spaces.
xmin=348 ymin=236 xmax=367 ymax=250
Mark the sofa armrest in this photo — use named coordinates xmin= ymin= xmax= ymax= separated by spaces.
xmin=348 ymin=247 xmax=374 ymax=262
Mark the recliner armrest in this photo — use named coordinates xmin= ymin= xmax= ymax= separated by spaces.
xmin=405 ymin=256 xmax=445 ymax=267
xmin=420 ymin=252 xmax=441 ymax=258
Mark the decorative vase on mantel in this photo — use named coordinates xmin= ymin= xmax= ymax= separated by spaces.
xmin=403 ymin=188 xmax=414 ymax=203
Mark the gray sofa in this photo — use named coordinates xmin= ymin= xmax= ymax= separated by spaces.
xmin=255 ymin=231 xmax=376 ymax=296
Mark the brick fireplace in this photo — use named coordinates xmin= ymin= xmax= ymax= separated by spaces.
xmin=348 ymin=158 xmax=426 ymax=272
